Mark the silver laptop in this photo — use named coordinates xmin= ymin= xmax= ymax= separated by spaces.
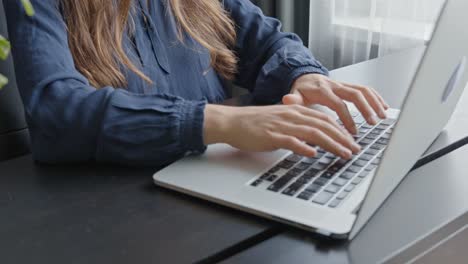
xmin=154 ymin=0 xmax=468 ymax=240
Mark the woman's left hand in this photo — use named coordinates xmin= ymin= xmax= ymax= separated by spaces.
xmin=283 ymin=74 xmax=390 ymax=135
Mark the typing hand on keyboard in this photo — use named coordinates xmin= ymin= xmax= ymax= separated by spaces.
xmin=285 ymin=74 xmax=390 ymax=135
xmin=251 ymin=113 xmax=396 ymax=209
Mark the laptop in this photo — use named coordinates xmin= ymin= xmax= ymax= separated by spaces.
xmin=154 ymin=0 xmax=468 ymax=240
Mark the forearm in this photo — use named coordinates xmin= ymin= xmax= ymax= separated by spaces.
xmin=203 ymin=104 xmax=234 ymax=145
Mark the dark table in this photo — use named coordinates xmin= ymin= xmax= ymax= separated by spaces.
xmin=0 ymin=154 xmax=279 ymax=264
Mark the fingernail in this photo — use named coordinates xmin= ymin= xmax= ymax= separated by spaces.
xmin=369 ymin=115 xmax=378 ymax=125
xmin=341 ymin=148 xmax=352 ymax=159
xmin=353 ymin=143 xmax=361 ymax=152
xmin=379 ymin=111 xmax=387 ymax=119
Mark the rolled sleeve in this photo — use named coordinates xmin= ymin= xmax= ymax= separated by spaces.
xmin=5 ymin=0 xmax=207 ymax=167
xmin=224 ymin=0 xmax=329 ymax=104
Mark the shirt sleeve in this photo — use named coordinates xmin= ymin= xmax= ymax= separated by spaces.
xmin=223 ymin=0 xmax=329 ymax=104
xmin=4 ymin=0 xmax=206 ymax=167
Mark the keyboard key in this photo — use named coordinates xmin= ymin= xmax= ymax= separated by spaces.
xmin=302 ymin=157 xmax=319 ymax=164
xmin=339 ymin=171 xmax=355 ymax=180
xmin=282 ymin=182 xmax=305 ymax=196
xmin=361 ymin=124 xmax=373 ymax=129
xmin=311 ymin=162 xmax=328 ymax=171
xmin=333 ymin=178 xmax=348 ymax=187
xmin=296 ymin=175 xmax=312 ymax=184
xmin=289 ymin=168 xmax=303 ymax=177
xmin=347 ymin=165 xmax=361 ymax=173
xmin=345 ymin=184 xmax=355 ymax=192
xmin=278 ymin=160 xmax=296 ymax=169
xmin=377 ymin=138 xmax=389 ymax=145
xmin=359 ymin=154 xmax=374 ymax=161
xmin=316 ymin=150 xmax=326 ymax=157
xmin=313 ymin=191 xmax=334 ymax=205
xmin=358 ymin=171 xmax=370 ymax=178
xmin=303 ymin=168 xmax=321 ymax=178
xmin=325 ymin=184 xmax=341 ymax=194
xmin=320 ymin=157 xmax=335 ymax=165
xmin=314 ymin=177 xmax=329 ymax=186
xmin=306 ymin=183 xmax=322 ymax=193
xmin=365 ymin=148 xmax=379 ymax=155
xmin=335 ymin=158 xmax=351 ymax=167
xmin=377 ymin=123 xmax=390 ymax=129
xmin=372 ymin=158 xmax=381 ymax=165
xmin=251 ymin=179 xmax=263 ymax=186
xmin=286 ymin=154 xmax=303 ymax=163
xmin=337 ymin=191 xmax=350 ymax=200
xmin=267 ymin=174 xmax=279 ymax=182
xmin=382 ymin=133 xmax=392 ymax=140
xmin=365 ymin=164 xmax=377 ymax=172
xmin=359 ymin=141 xmax=370 ymax=147
xmin=295 ymin=162 xmax=311 ymax=171
xmin=352 ymin=160 xmax=368 ymax=167
xmin=354 ymin=116 xmax=366 ymax=125
xmin=267 ymin=173 xmax=296 ymax=192
xmin=371 ymin=143 xmax=386 ymax=150
xmin=360 ymin=138 xmax=374 ymax=146
xmin=373 ymin=127 xmax=385 ymax=132
xmin=382 ymin=119 xmax=396 ymax=125
xmin=321 ymin=171 xmax=335 ymax=179
xmin=297 ymin=191 xmax=314 ymax=201
xmin=329 ymin=163 xmax=344 ymax=173
xmin=365 ymin=133 xmax=379 ymax=140
xmin=268 ymin=166 xmax=281 ymax=174
xmin=328 ymin=199 xmax=342 ymax=208
xmin=352 ymin=177 xmax=362 ymax=185
xmin=260 ymin=173 xmax=270 ymax=180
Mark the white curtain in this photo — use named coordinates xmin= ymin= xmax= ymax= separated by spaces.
xmin=309 ymin=0 xmax=445 ymax=70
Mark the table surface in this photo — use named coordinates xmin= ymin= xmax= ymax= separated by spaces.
xmin=2 ymin=47 xmax=467 ymax=264
xmin=0 ymin=156 xmax=279 ymax=264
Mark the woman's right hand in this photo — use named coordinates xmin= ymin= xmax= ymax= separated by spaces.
xmin=204 ymin=104 xmax=361 ymax=159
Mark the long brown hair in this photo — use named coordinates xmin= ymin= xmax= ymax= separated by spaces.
xmin=61 ymin=0 xmax=238 ymax=88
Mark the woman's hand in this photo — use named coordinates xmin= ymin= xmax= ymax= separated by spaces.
xmin=204 ymin=104 xmax=361 ymax=159
xmin=284 ymin=74 xmax=390 ymax=134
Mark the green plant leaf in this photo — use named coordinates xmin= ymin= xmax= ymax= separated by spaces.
xmin=0 ymin=73 xmax=8 ymax=89
xmin=0 ymin=35 xmax=11 ymax=60
xmin=21 ymin=0 xmax=35 ymax=16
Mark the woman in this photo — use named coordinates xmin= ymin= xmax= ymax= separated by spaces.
xmin=5 ymin=0 xmax=388 ymax=166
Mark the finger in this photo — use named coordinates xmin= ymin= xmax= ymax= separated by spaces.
xmin=350 ymin=85 xmax=387 ymax=119
xmin=273 ymin=134 xmax=317 ymax=157
xmin=291 ymin=114 xmax=360 ymax=153
xmin=334 ymin=85 xmax=379 ymax=126
xmin=290 ymin=105 xmax=348 ymax=135
xmin=281 ymin=125 xmax=353 ymax=159
xmin=282 ymin=93 xmax=305 ymax=105
xmin=344 ymin=83 xmax=390 ymax=110
xmin=303 ymin=89 xmax=357 ymax=135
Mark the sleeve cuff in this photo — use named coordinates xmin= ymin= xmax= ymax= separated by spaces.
xmin=287 ymin=65 xmax=330 ymax=90
xmin=254 ymin=63 xmax=329 ymax=105
xmin=178 ymin=99 xmax=208 ymax=154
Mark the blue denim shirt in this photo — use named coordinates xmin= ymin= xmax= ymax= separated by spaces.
xmin=5 ymin=0 xmax=328 ymax=166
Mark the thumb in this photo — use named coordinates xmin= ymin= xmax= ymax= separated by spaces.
xmin=282 ymin=93 xmax=305 ymax=105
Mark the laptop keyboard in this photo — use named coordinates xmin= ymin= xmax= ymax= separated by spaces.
xmin=249 ymin=112 xmax=396 ymax=209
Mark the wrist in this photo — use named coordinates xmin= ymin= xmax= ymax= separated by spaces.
xmin=203 ymin=104 xmax=233 ymax=145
